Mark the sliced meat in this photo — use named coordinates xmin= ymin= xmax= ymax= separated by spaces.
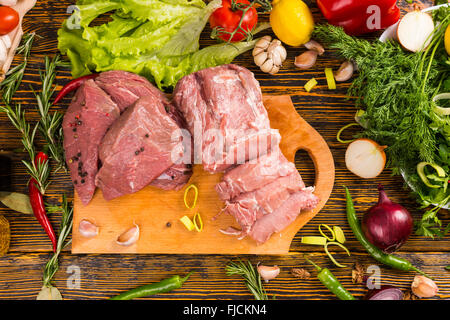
xmin=223 ymin=172 xmax=304 ymax=235
xmin=173 ymin=64 xmax=280 ymax=173
xmin=215 ymin=147 xmax=298 ymax=201
xmin=248 ymin=190 xmax=319 ymax=244
xmin=62 ymin=79 xmax=120 ymax=205
xmin=95 ymin=95 xmax=185 ymax=200
xmin=95 ymin=70 xmax=193 ymax=190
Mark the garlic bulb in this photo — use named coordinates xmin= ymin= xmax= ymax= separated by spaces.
xmin=253 ymin=36 xmax=287 ymax=75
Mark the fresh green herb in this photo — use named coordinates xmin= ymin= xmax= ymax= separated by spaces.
xmin=314 ymin=19 xmax=450 ymax=238
xmin=39 ymin=194 xmax=73 ymax=298
xmin=445 ymin=265 xmax=450 ymax=271
xmin=0 ymin=33 xmax=35 ymax=105
xmin=225 ymin=259 xmax=268 ymax=300
xmin=32 ymin=55 xmax=67 ymax=172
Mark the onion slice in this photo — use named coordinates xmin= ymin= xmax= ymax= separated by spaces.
xmin=397 ymin=10 xmax=435 ymax=52
xmin=433 ymin=93 xmax=450 ymax=115
xmin=345 ymin=138 xmax=387 ymax=179
xmin=364 ymin=286 xmax=404 ymax=300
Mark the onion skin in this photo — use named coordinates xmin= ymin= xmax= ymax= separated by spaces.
xmin=362 ymin=185 xmax=413 ymax=253
xmin=364 ymin=285 xmax=404 ymax=300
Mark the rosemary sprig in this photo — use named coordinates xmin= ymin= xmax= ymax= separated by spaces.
xmin=32 ymin=55 xmax=67 ymax=172
xmin=0 ymin=33 xmax=35 ymax=105
xmin=42 ymin=194 xmax=73 ymax=288
xmin=225 ymin=259 xmax=268 ymax=300
xmin=0 ymin=104 xmax=50 ymax=194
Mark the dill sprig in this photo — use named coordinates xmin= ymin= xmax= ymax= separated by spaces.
xmin=313 ymin=22 xmax=450 ymax=238
xmin=32 ymin=55 xmax=67 ymax=172
xmin=225 ymin=259 xmax=268 ymax=300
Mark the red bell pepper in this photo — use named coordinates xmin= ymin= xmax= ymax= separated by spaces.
xmin=317 ymin=0 xmax=401 ymax=36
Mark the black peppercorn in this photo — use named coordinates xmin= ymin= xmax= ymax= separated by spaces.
xmin=140 ymin=147 xmax=144 ymax=152
xmin=81 ymin=179 xmax=85 ymax=184
xmin=135 ymin=151 xmax=140 ymax=155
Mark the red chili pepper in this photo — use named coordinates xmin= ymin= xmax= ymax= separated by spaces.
xmin=317 ymin=0 xmax=400 ymax=36
xmin=53 ymin=74 xmax=99 ymax=105
xmin=29 ymin=152 xmax=57 ymax=252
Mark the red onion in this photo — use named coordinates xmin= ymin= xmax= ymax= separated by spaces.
xmin=364 ymin=285 xmax=404 ymax=300
xmin=361 ymin=185 xmax=413 ymax=253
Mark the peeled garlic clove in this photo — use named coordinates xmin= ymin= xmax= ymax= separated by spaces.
xmin=304 ymin=40 xmax=325 ymax=55
xmin=0 ymin=40 xmax=7 ymax=66
xmin=78 ymin=219 xmax=99 ymax=238
xmin=257 ymin=265 xmax=280 ymax=282
xmin=117 ymin=224 xmax=140 ymax=246
xmin=0 ymin=0 xmax=18 ymax=6
xmin=254 ymin=51 xmax=268 ymax=67
xmin=294 ymin=50 xmax=318 ymax=70
xmin=411 ymin=275 xmax=438 ymax=298
xmin=334 ymin=60 xmax=354 ymax=82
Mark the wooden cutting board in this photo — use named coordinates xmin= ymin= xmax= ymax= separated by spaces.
xmin=71 ymin=95 xmax=335 ymax=254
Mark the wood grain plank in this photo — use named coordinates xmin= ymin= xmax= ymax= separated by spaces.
xmin=0 ymin=0 xmax=448 ymax=300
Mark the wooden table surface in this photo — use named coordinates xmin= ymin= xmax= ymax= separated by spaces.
xmin=0 ymin=0 xmax=448 ymax=300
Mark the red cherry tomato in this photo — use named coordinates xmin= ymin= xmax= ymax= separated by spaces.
xmin=0 ymin=6 xmax=19 ymax=35
xmin=209 ymin=0 xmax=258 ymax=42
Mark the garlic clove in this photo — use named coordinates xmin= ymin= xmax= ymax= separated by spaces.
xmin=334 ymin=60 xmax=354 ymax=82
xmin=294 ymin=50 xmax=318 ymax=70
xmin=79 ymin=219 xmax=99 ymax=238
xmin=304 ymin=40 xmax=325 ymax=55
xmin=269 ymin=65 xmax=280 ymax=75
xmin=1 ymin=35 xmax=11 ymax=50
xmin=411 ymin=275 xmax=438 ymax=298
xmin=0 ymin=40 xmax=7 ymax=66
xmin=252 ymin=46 xmax=264 ymax=57
xmin=260 ymin=59 xmax=274 ymax=74
xmin=0 ymin=0 xmax=18 ymax=6
xmin=276 ymin=45 xmax=287 ymax=62
xmin=257 ymin=265 xmax=280 ymax=282
xmin=254 ymin=51 xmax=268 ymax=67
xmin=116 ymin=224 xmax=140 ymax=246
xmin=255 ymin=36 xmax=271 ymax=49
xmin=270 ymin=50 xmax=283 ymax=67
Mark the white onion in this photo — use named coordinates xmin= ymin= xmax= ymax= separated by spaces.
xmin=345 ymin=138 xmax=386 ymax=179
xmin=397 ymin=10 xmax=435 ymax=52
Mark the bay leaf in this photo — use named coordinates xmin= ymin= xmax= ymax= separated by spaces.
xmin=36 ymin=286 xmax=63 ymax=300
xmin=0 ymin=192 xmax=33 ymax=214
xmin=0 ymin=215 xmax=10 ymax=257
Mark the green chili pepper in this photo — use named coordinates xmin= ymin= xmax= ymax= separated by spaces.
xmin=344 ymin=187 xmax=431 ymax=278
xmin=304 ymin=254 xmax=356 ymax=300
xmin=109 ymin=273 xmax=192 ymax=300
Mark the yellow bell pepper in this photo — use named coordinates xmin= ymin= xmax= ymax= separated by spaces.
xmin=270 ymin=0 xmax=315 ymax=47
xmin=445 ymin=25 xmax=450 ymax=56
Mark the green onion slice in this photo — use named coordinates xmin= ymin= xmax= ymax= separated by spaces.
xmin=184 ymin=184 xmax=199 ymax=210
xmin=319 ymin=224 xmax=336 ymax=242
xmin=417 ymin=162 xmax=446 ymax=189
xmin=433 ymin=93 xmax=450 ymax=116
xmin=325 ymin=68 xmax=336 ymax=90
xmin=301 ymin=236 xmax=327 ymax=246
xmin=304 ymin=78 xmax=318 ymax=92
xmin=193 ymin=212 xmax=203 ymax=232
xmin=336 ymin=123 xmax=359 ymax=144
xmin=180 ymin=215 xmax=195 ymax=231
xmin=324 ymin=241 xmax=351 ymax=268
xmin=333 ymin=226 xmax=346 ymax=244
